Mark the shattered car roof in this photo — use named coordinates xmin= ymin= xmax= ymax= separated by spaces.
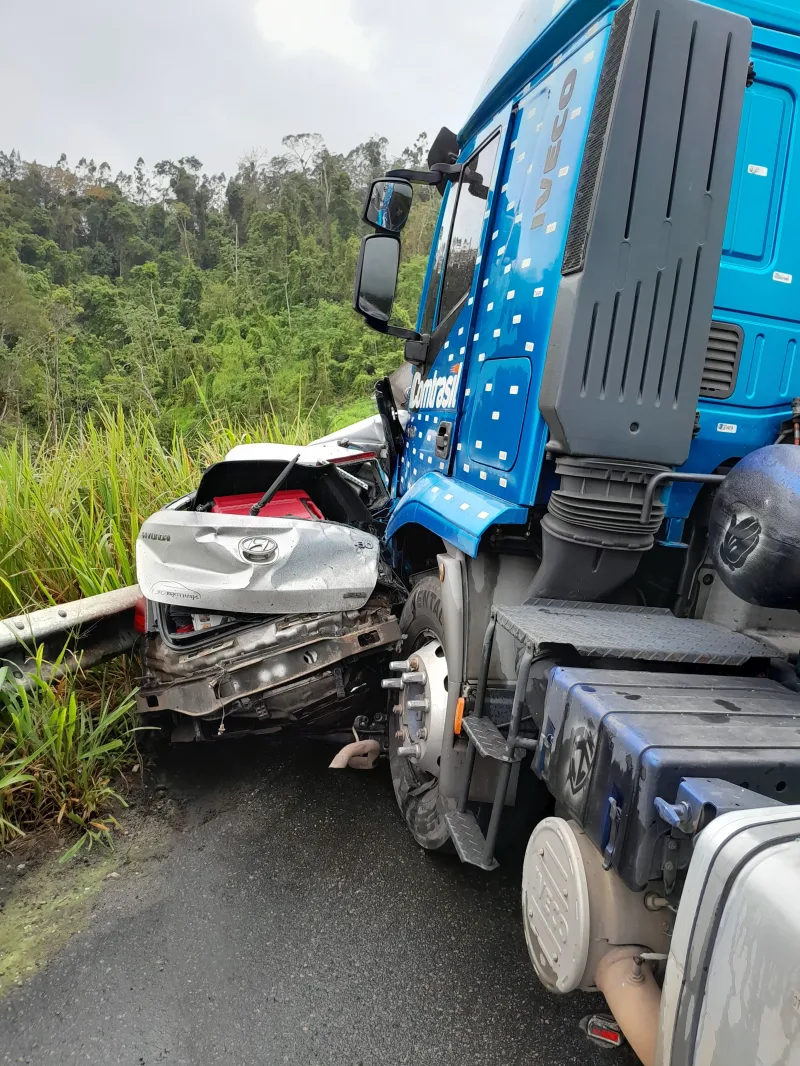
xmin=225 ymin=411 xmax=408 ymax=465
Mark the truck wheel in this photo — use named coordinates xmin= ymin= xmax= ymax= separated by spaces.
xmin=388 ymin=576 xmax=453 ymax=853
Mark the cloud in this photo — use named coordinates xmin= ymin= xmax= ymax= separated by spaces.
xmin=0 ymin=0 xmax=524 ymax=176
xmin=254 ymin=0 xmax=374 ymax=71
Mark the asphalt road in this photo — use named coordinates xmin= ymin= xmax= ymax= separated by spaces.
xmin=2 ymin=739 xmax=632 ymax=1066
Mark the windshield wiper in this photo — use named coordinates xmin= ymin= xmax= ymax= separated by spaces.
xmin=249 ymin=454 xmax=301 ymax=516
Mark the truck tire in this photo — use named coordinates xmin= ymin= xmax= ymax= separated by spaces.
xmin=388 ymin=576 xmax=453 ymax=852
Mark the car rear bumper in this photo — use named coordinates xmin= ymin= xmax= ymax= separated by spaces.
xmin=137 ymin=598 xmax=401 ymax=721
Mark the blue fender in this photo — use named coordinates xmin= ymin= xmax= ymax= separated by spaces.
xmin=386 ymin=472 xmax=528 ymax=558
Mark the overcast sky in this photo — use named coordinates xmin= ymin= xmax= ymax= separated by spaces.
xmin=1 ymin=0 xmax=523 ymax=177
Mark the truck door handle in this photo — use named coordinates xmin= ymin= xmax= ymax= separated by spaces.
xmin=435 ymin=422 xmax=453 ymax=459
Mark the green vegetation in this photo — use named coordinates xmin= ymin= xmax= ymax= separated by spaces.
xmin=0 ymin=655 xmax=138 ymax=852
xmin=0 ymin=132 xmax=439 ymax=610
xmin=0 ymin=408 xmax=321 ymax=851
xmin=0 ymin=135 xmax=436 ymax=444
xmin=0 ymin=405 xmax=316 ymax=616
xmin=0 ymin=133 xmax=437 ymax=851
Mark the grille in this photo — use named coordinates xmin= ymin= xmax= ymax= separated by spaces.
xmin=700 ymin=321 xmax=743 ymax=399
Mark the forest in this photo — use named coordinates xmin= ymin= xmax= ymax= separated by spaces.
xmin=0 ymin=133 xmax=439 ymax=443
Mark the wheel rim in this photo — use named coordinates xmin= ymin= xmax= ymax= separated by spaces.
xmin=390 ymin=633 xmax=448 ymax=779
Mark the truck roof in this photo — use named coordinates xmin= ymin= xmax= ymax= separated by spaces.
xmin=462 ymin=0 xmax=800 ymax=144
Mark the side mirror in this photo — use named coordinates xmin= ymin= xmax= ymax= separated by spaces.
xmin=353 ymin=234 xmax=422 ymax=343
xmin=363 ymin=179 xmax=413 ymax=233
xmin=354 ymin=233 xmax=400 ymax=325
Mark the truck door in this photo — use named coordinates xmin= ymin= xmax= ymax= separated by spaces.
xmin=400 ymin=127 xmax=505 ymax=497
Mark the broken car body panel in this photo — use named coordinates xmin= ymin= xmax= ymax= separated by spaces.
xmin=137 ymin=601 xmax=401 ymax=722
xmin=136 ymin=437 xmax=389 ymax=618
xmin=223 ymin=440 xmax=383 ymax=466
xmin=137 ymin=510 xmax=381 ymax=616
xmin=134 ymin=418 xmax=403 ymax=739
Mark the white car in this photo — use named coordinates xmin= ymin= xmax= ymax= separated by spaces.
xmin=134 ymin=422 xmax=405 ymax=743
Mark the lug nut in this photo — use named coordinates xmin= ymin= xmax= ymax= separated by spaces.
xmin=389 ymin=660 xmax=411 ymax=672
xmin=381 ymin=679 xmax=404 ymax=690
xmin=401 ymin=671 xmax=425 ymax=685
xmin=395 ymin=730 xmax=404 ymax=740
xmin=417 ymin=728 xmax=428 ymax=740
xmin=406 ymin=698 xmax=430 ymax=711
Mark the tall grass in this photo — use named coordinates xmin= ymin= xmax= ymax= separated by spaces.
xmin=0 ymin=405 xmax=313 ymax=616
xmin=0 ymin=405 xmax=313 ymax=850
xmin=0 ymin=653 xmax=139 ymax=855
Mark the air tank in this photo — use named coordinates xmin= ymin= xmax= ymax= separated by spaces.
xmin=709 ymin=444 xmax=800 ymax=610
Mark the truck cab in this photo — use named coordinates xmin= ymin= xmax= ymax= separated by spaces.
xmin=354 ymin=0 xmax=800 ymax=1058
xmin=366 ymin=0 xmax=800 ymax=567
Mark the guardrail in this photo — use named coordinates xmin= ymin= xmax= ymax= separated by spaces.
xmin=0 ymin=585 xmax=141 ymax=683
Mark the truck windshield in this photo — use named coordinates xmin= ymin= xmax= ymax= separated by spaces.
xmin=437 ymin=133 xmax=501 ymax=326
xmin=419 ymin=132 xmax=501 ymax=337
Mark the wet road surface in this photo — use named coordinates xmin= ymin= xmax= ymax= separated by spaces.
xmin=2 ymin=739 xmax=634 ymax=1065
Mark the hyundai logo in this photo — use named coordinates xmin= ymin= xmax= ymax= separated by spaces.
xmin=239 ymin=536 xmax=278 ymax=563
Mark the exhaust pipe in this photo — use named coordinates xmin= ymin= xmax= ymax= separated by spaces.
xmin=329 ymin=739 xmax=380 ymax=770
xmin=594 ymin=948 xmax=661 ymax=1066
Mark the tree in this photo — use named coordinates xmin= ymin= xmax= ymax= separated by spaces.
xmin=281 ymin=133 xmax=324 ymax=175
xmin=107 ymin=201 xmax=139 ymax=276
xmin=0 ymin=132 xmax=435 ymax=439
xmin=133 ymin=157 xmax=152 ymax=205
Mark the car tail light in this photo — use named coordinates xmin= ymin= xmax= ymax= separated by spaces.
xmin=133 ymin=596 xmax=148 ymax=634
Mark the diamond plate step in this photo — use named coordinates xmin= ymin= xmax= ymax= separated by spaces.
xmin=444 ymin=811 xmax=499 ymax=871
xmin=462 ymin=716 xmax=525 ymax=763
xmin=494 ymin=601 xmax=778 ymax=667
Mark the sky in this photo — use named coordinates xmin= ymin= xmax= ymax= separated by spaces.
xmin=1 ymin=0 xmax=523 ymax=177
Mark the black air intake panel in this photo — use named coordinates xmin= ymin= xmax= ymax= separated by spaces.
xmin=539 ymin=0 xmax=752 ymax=467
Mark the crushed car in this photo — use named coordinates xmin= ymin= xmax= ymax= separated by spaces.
xmin=134 ymin=416 xmax=406 ymax=744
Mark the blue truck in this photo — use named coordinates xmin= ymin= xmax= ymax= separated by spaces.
xmin=135 ymin=0 xmax=800 ymax=1057
xmin=353 ymin=0 xmax=800 ymax=1058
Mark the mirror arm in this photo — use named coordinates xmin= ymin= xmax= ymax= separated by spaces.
xmin=385 ymin=164 xmax=461 ymax=186
xmin=386 ymin=324 xmax=422 ymax=342
xmin=384 ymin=168 xmax=440 ymax=186
xmin=361 ymin=315 xmax=421 ymax=344
xmin=431 ymin=163 xmax=462 ymax=181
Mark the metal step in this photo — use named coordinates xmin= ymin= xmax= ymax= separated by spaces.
xmin=444 ymin=811 xmax=499 ymax=871
xmin=494 ymin=601 xmax=777 ymax=667
xmin=461 ymin=716 xmax=525 ymax=763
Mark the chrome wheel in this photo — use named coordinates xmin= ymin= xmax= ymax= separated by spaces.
xmin=383 ymin=637 xmax=448 ymax=777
